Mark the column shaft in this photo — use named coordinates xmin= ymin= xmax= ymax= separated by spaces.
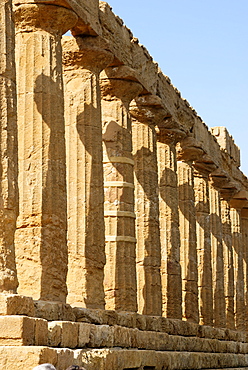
xmin=62 ymin=36 xmax=113 ymax=308
xmin=158 ymin=141 xmax=182 ymax=319
xmin=221 ymin=199 xmax=235 ymax=329
xmin=132 ymin=121 xmax=162 ymax=315
xmin=241 ymin=209 xmax=248 ymax=331
xmin=14 ymin=4 xmax=77 ymax=301
xmin=230 ymin=207 xmax=245 ymax=330
xmin=100 ymin=67 xmax=142 ymax=311
xmin=209 ymin=184 xmax=225 ymax=328
xmin=178 ymin=161 xmax=199 ymax=323
xmin=0 ymin=0 xmax=18 ymax=292
xmin=194 ymin=170 xmax=213 ymax=326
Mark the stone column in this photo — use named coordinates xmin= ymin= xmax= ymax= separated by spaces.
xmin=62 ymin=36 xmax=113 ymax=308
xmin=177 ymin=160 xmax=199 ymax=323
xmin=194 ymin=170 xmax=213 ymax=326
xmin=209 ymin=184 xmax=225 ymax=328
xmin=176 ymin=138 xmax=204 ymax=324
xmin=241 ymin=208 xmax=248 ymax=331
xmin=14 ymin=4 xmax=78 ymax=301
xmin=157 ymin=130 xmax=183 ymax=319
xmin=100 ymin=66 xmax=143 ymax=312
xmin=230 ymin=206 xmax=245 ymax=331
xmin=130 ymin=95 xmax=165 ymax=316
xmin=0 ymin=0 xmax=18 ymax=292
xmin=221 ymin=198 xmax=235 ymax=329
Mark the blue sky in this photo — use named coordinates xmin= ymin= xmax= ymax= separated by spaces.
xmin=108 ymin=0 xmax=248 ymax=177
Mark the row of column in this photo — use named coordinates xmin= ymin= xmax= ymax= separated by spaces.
xmin=1 ymin=0 xmax=248 ymax=331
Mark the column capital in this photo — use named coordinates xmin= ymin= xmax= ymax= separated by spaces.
xmin=229 ymin=190 xmax=248 ymax=210
xmin=14 ymin=3 xmax=78 ymax=35
xmin=241 ymin=208 xmax=248 ymax=218
xmin=100 ymin=66 xmax=143 ymax=104
xmin=129 ymin=94 xmax=167 ymax=126
xmin=62 ymin=35 xmax=114 ymax=73
xmin=156 ymin=125 xmax=186 ymax=145
xmin=193 ymin=154 xmax=218 ymax=176
xmin=176 ymin=137 xmax=205 ymax=162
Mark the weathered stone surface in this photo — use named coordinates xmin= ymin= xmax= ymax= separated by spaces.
xmin=14 ymin=3 xmax=78 ymax=302
xmin=63 ymin=35 xmax=113 ymax=309
xmin=178 ymin=161 xmax=199 ymax=323
xmin=131 ymin=97 xmax=162 ymax=316
xmin=0 ymin=0 xmax=18 ymax=294
xmin=100 ymin=66 xmax=142 ymax=312
xmin=194 ymin=169 xmax=213 ymax=326
xmin=0 ymin=346 xmax=57 ymax=369
xmin=89 ymin=324 xmax=114 ymax=347
xmin=34 ymin=300 xmax=75 ymax=322
xmin=0 ymin=315 xmax=35 ymax=345
xmin=48 ymin=321 xmax=79 ymax=348
xmin=230 ymin=207 xmax=245 ymax=331
xmin=209 ymin=184 xmax=226 ymax=328
xmin=157 ymin=138 xmax=182 ymax=319
xmin=78 ymin=322 xmax=91 ymax=347
xmin=0 ymin=293 xmax=34 ymax=316
xmin=1 ymin=1 xmax=248 ymax=369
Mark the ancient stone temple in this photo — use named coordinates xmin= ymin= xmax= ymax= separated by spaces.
xmin=0 ymin=0 xmax=248 ymax=369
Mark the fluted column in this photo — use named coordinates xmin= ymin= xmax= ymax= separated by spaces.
xmin=241 ymin=208 xmax=248 ymax=331
xmin=14 ymin=4 xmax=78 ymax=301
xmin=194 ymin=170 xmax=213 ymax=326
xmin=177 ymin=161 xmax=199 ymax=323
xmin=130 ymin=95 xmax=165 ymax=316
xmin=157 ymin=131 xmax=182 ymax=319
xmin=230 ymin=206 xmax=245 ymax=330
xmin=221 ymin=199 xmax=235 ymax=329
xmin=62 ymin=36 xmax=113 ymax=308
xmin=100 ymin=66 xmax=143 ymax=311
xmin=0 ymin=0 xmax=18 ymax=292
xmin=209 ymin=184 xmax=225 ymax=328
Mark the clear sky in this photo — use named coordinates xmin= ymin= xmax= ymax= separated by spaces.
xmin=107 ymin=0 xmax=248 ymax=177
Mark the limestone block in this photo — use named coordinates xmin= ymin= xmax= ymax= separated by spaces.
xmin=56 ymin=348 xmax=75 ymax=370
xmin=34 ymin=318 xmax=48 ymax=346
xmin=78 ymin=323 xmax=91 ymax=347
xmin=116 ymin=311 xmax=136 ymax=328
xmin=0 ymin=315 xmax=35 ymax=345
xmin=48 ymin=322 xmax=62 ymax=347
xmin=211 ymin=126 xmax=240 ymax=166
xmin=0 ymin=293 xmax=34 ymax=316
xmin=145 ymin=315 xmax=163 ymax=332
xmin=34 ymin=300 xmax=75 ymax=322
xmin=74 ymin=307 xmax=104 ymax=324
xmin=0 ymin=346 xmax=57 ymax=369
xmin=113 ymin=325 xmax=131 ymax=348
xmin=102 ymin=310 xmax=118 ymax=326
xmin=135 ymin=313 xmax=147 ymax=330
xmin=52 ymin=321 xmax=79 ymax=348
xmin=88 ymin=324 xmax=114 ymax=348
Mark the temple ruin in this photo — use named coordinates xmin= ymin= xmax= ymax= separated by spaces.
xmin=0 ymin=0 xmax=248 ymax=368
